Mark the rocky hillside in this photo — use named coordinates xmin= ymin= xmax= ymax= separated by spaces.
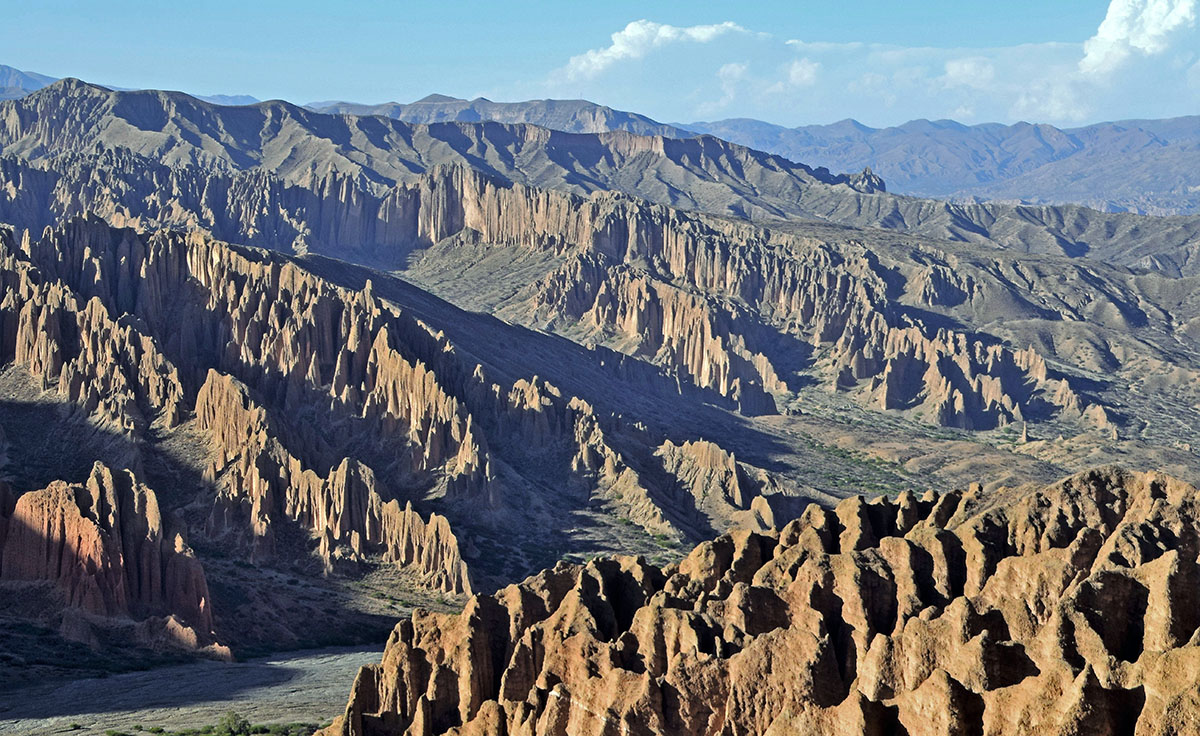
xmin=308 ymin=94 xmax=1200 ymax=218
xmin=0 ymin=460 xmax=223 ymax=658
xmin=326 ymin=466 xmax=1200 ymax=735
xmin=3 ymin=79 xmax=1200 ymax=693
xmin=0 ymin=64 xmax=55 ymax=101
xmin=2 ymin=215 xmax=888 ymax=679
xmin=7 ymin=80 xmax=1200 ymax=275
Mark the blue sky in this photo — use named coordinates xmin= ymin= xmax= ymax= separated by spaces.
xmin=7 ymin=1 xmax=1199 ymax=127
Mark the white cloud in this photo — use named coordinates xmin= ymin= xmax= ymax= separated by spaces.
xmin=1080 ymin=0 xmax=1197 ymax=75
xmin=942 ymin=57 xmax=996 ymax=89
xmin=1009 ymin=78 xmax=1091 ymax=122
xmin=700 ymin=61 xmax=748 ymax=113
xmin=563 ymin=20 xmax=747 ymax=80
xmin=786 ymin=58 xmax=820 ymax=87
xmin=528 ymin=4 xmax=1200 ymax=126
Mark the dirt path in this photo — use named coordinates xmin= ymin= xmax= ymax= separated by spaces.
xmin=0 ymin=645 xmax=382 ymax=735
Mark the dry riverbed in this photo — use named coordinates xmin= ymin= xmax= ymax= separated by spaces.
xmin=0 ymin=645 xmax=382 ymax=736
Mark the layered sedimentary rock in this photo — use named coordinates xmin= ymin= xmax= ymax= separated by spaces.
xmin=328 ymin=466 xmax=1200 ymax=735
xmin=0 ymin=462 xmax=214 ymax=639
xmin=0 ymin=221 xmax=480 ymax=593
xmin=0 ymin=217 xmax=815 ymax=603
xmin=0 ymin=102 xmax=1173 ymax=433
xmin=1 ymin=159 xmax=1090 ymax=430
xmin=5 ymin=80 xmax=1200 ymax=275
xmin=197 ymin=369 xmax=471 ymax=594
xmin=0 ymin=233 xmax=184 ymax=434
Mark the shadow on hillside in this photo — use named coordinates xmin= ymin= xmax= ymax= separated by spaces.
xmin=0 ymin=386 xmax=400 ymax=689
xmin=299 ymin=252 xmax=801 ymax=458
xmin=0 ymin=644 xmax=381 ymax=720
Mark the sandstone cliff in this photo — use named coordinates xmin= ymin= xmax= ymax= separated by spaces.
xmin=0 ymin=134 xmax=1179 ymax=435
xmin=327 ymin=466 xmax=1200 ymax=735
xmin=0 ymin=462 xmax=216 ymax=646
xmin=0 ymin=220 xmax=483 ymax=593
xmin=0 ymin=219 xmax=820 ymax=599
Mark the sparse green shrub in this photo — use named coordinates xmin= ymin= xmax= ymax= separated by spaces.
xmin=216 ymin=711 xmax=252 ymax=736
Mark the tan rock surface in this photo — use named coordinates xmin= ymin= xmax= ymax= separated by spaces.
xmin=326 ymin=466 xmax=1200 ymax=735
xmin=0 ymin=462 xmax=216 ymax=645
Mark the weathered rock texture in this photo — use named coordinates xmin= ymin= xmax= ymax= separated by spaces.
xmin=5 ymin=80 xmax=1200 ymax=274
xmin=0 ymin=217 xmax=818 ymax=604
xmin=3 ymin=83 xmax=1199 ymax=440
xmin=196 ymin=369 xmax=471 ymax=594
xmin=0 ymin=462 xmax=215 ymax=642
xmin=0 ymin=220 xmax=483 ymax=592
xmin=5 ymin=79 xmax=1200 ymax=683
xmin=328 ymin=466 xmax=1200 ymax=735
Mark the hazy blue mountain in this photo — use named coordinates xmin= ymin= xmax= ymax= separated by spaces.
xmin=0 ymin=63 xmax=258 ymax=106
xmin=309 ymin=94 xmax=692 ymax=137
xmin=680 ymin=116 xmax=1200 ymax=215
xmin=194 ymin=93 xmax=260 ymax=106
xmin=0 ymin=64 xmax=57 ymax=100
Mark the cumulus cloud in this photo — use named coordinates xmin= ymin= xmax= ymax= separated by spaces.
xmin=714 ymin=62 xmax=748 ymax=109
xmin=1080 ymin=0 xmax=1197 ymax=74
xmin=531 ymin=2 xmax=1200 ymax=126
xmin=941 ymin=57 xmax=996 ymax=89
xmin=785 ymin=58 xmax=821 ymax=87
xmin=563 ymin=20 xmax=747 ymax=80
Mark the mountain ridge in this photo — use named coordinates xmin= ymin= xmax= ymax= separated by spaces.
xmin=683 ymin=114 xmax=1200 ymax=215
xmin=6 ymin=74 xmax=1200 ymax=700
xmin=9 ymin=78 xmax=1200 ymax=278
xmin=6 ymin=63 xmax=1200 ymax=214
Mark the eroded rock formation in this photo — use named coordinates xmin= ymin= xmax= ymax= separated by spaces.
xmin=0 ymin=120 xmax=1151 ymax=433
xmin=197 ymin=369 xmax=471 ymax=594
xmin=328 ymin=466 xmax=1200 ymax=735
xmin=0 ymin=462 xmax=216 ymax=647
xmin=0 ymin=216 xmax=819 ymax=604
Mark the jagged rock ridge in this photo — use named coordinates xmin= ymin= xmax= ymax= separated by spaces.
xmin=327 ymin=466 xmax=1200 ymax=735
xmin=0 ymin=155 xmax=1115 ymax=430
xmin=310 ymin=96 xmax=694 ymax=139
xmin=0 ymin=218 xmax=820 ymax=605
xmin=5 ymin=80 xmax=1200 ymax=273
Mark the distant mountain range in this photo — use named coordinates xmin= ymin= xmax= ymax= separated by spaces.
xmin=313 ymin=93 xmax=1200 ymax=216
xmin=682 ymin=116 xmax=1200 ymax=215
xmin=6 ymin=62 xmax=1199 ymax=215
xmin=5 ymin=78 xmax=1200 ymax=277
xmin=0 ymin=63 xmax=259 ymax=106
xmin=0 ymin=65 xmax=56 ymax=100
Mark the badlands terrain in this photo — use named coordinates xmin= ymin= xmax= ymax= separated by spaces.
xmin=2 ymin=77 xmax=1200 ymax=733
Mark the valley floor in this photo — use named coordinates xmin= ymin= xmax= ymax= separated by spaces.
xmin=0 ymin=645 xmax=380 ymax=736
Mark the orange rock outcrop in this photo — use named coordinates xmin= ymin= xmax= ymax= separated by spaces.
xmin=327 ymin=466 xmax=1200 ymax=735
xmin=0 ymin=462 xmax=215 ymax=639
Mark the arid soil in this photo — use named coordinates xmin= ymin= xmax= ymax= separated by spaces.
xmin=0 ymin=645 xmax=382 ymax=736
